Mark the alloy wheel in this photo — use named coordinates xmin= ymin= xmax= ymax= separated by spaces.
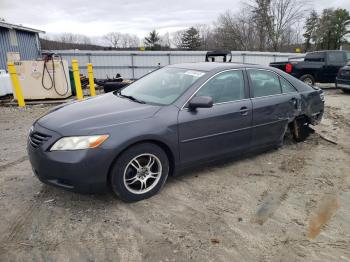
xmin=123 ymin=154 xmax=162 ymax=194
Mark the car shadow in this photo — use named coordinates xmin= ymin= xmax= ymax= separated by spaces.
xmin=168 ymin=130 xmax=302 ymax=182
xmin=172 ymin=146 xmax=279 ymax=181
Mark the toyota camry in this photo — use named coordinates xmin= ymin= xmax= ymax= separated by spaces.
xmin=28 ymin=62 xmax=324 ymax=202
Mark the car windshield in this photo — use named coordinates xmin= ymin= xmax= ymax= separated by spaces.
xmin=118 ymin=67 xmax=205 ymax=105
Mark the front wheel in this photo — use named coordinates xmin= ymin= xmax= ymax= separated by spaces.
xmin=342 ymin=88 xmax=350 ymax=94
xmin=110 ymin=143 xmax=169 ymax=202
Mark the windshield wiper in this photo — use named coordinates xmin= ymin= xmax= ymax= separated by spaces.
xmin=117 ymin=91 xmax=146 ymax=104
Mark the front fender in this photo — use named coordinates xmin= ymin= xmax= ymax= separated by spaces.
xmin=100 ymin=107 xmax=180 ymax=173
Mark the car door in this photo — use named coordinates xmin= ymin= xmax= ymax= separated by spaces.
xmin=178 ymin=69 xmax=252 ymax=165
xmin=303 ymin=52 xmax=326 ymax=82
xmin=247 ymin=69 xmax=300 ymax=148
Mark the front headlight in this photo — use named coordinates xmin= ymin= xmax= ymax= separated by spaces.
xmin=50 ymin=135 xmax=109 ymax=151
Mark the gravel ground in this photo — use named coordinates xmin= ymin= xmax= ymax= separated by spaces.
xmin=0 ymin=89 xmax=349 ymax=262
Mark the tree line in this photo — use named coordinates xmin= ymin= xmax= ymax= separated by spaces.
xmin=41 ymin=0 xmax=350 ymax=52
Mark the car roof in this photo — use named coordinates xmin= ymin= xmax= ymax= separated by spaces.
xmin=168 ymin=62 xmax=312 ymax=93
xmin=168 ymin=62 xmax=270 ymax=72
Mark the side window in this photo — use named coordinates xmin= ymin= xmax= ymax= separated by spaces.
xmin=305 ymin=52 xmax=325 ymax=62
xmin=196 ymin=70 xmax=245 ymax=104
xmin=280 ymin=77 xmax=297 ymax=93
xmin=248 ymin=70 xmax=281 ymax=98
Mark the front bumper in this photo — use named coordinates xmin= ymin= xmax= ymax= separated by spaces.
xmin=27 ymin=123 xmax=112 ymax=193
xmin=336 ymin=77 xmax=350 ymax=90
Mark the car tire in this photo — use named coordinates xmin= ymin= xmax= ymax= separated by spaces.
xmin=300 ymin=74 xmax=315 ymax=86
xmin=291 ymin=117 xmax=311 ymax=142
xmin=110 ymin=143 xmax=169 ymax=202
xmin=342 ymin=88 xmax=350 ymax=94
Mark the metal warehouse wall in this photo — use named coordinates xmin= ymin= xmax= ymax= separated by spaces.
xmin=0 ymin=28 xmax=41 ymax=70
xmin=50 ymin=50 xmax=304 ymax=79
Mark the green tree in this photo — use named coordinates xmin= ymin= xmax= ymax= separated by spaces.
xmin=144 ymin=30 xmax=161 ymax=50
xmin=332 ymin=9 xmax=350 ymax=49
xmin=250 ymin=0 xmax=272 ymax=51
xmin=314 ymin=8 xmax=350 ymax=50
xmin=180 ymin=27 xmax=202 ymax=50
xmin=303 ymin=10 xmax=319 ymax=51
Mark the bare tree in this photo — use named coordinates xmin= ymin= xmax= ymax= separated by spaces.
xmin=104 ymin=32 xmax=140 ymax=48
xmin=103 ymin=32 xmax=123 ymax=48
xmin=270 ymin=0 xmax=309 ymax=50
xmin=120 ymin=34 xmax=140 ymax=48
xmin=249 ymin=0 xmax=309 ymax=51
xmin=128 ymin=34 xmax=141 ymax=48
xmin=172 ymin=30 xmax=186 ymax=48
xmin=213 ymin=10 xmax=251 ymax=50
xmin=160 ymin=32 xmax=171 ymax=48
xmin=233 ymin=8 xmax=260 ymax=50
xmin=55 ymin=33 xmax=92 ymax=45
xmin=195 ymin=24 xmax=216 ymax=50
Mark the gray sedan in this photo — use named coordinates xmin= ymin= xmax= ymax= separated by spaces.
xmin=28 ymin=63 xmax=324 ymax=202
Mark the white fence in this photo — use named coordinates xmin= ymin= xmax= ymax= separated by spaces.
xmin=49 ymin=50 xmax=303 ymax=80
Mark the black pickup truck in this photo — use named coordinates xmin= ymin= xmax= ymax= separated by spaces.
xmin=270 ymin=50 xmax=350 ymax=86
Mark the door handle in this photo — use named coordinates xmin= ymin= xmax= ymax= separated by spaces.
xmin=239 ymin=106 xmax=249 ymax=115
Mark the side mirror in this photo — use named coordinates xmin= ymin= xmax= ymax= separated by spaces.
xmin=188 ymin=96 xmax=213 ymax=110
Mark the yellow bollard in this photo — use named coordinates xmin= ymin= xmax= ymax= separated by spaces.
xmin=7 ymin=62 xmax=25 ymax=107
xmin=71 ymin=59 xmax=84 ymax=100
xmin=87 ymin=63 xmax=96 ymax=97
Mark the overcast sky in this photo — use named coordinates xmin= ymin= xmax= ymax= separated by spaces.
xmin=1 ymin=0 xmax=349 ymax=38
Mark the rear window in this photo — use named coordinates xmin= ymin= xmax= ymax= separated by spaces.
xmin=327 ymin=52 xmax=346 ymax=64
xmin=280 ymin=77 xmax=297 ymax=93
xmin=305 ymin=52 xmax=325 ymax=62
xmin=248 ymin=69 xmax=282 ymax=97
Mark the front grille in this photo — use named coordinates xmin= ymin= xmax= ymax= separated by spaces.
xmin=29 ymin=131 xmax=51 ymax=148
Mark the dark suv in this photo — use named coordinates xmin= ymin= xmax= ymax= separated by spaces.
xmin=336 ymin=62 xmax=350 ymax=93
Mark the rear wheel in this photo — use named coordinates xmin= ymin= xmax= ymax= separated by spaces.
xmin=300 ymin=74 xmax=315 ymax=86
xmin=290 ymin=117 xmax=312 ymax=142
xmin=342 ymin=88 xmax=350 ymax=94
xmin=110 ymin=143 xmax=169 ymax=202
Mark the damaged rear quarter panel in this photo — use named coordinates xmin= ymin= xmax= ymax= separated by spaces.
xmin=276 ymin=69 xmax=324 ymax=124
xmin=299 ymin=89 xmax=324 ymax=124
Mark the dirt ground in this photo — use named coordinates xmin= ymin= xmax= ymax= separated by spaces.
xmin=0 ymin=89 xmax=349 ymax=262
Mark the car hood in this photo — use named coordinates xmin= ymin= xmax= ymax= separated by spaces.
xmin=37 ymin=93 xmax=161 ymax=135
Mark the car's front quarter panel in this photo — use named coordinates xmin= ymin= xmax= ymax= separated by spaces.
xmin=27 ymin=105 xmax=180 ymax=193
xmin=27 ymin=122 xmax=114 ymax=192
xmin=101 ymin=105 xmax=180 ymax=168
